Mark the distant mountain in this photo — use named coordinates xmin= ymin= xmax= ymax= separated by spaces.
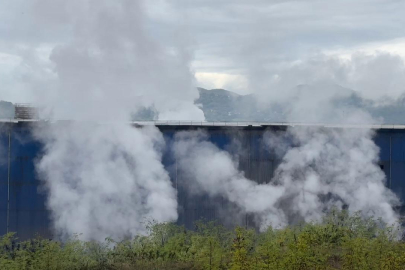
xmin=196 ymin=87 xmax=405 ymax=124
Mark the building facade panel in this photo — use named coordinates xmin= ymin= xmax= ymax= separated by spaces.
xmin=0 ymin=123 xmax=404 ymax=239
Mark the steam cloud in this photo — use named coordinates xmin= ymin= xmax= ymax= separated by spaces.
xmin=266 ymin=127 xmax=399 ymax=226
xmin=31 ymin=0 xmax=204 ymax=121
xmin=173 ymin=78 xmax=401 ymax=229
xmin=3 ymin=0 xmax=404 ymax=240
xmin=172 ymin=47 xmax=404 ymax=230
xmin=29 ymin=0 xmax=202 ymax=241
xmin=173 ymin=131 xmax=287 ymax=227
xmin=174 ymin=127 xmax=400 ymax=230
xmin=35 ymin=123 xmax=177 ymax=240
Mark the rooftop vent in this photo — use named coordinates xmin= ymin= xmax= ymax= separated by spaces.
xmin=14 ymin=104 xmax=39 ymax=120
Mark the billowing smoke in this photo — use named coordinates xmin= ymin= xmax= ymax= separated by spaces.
xmin=3 ymin=0 xmax=403 ymax=239
xmin=172 ymin=42 xmax=403 ymax=230
xmin=265 ymin=127 xmax=399 ymax=226
xmin=174 ymin=127 xmax=400 ymax=230
xmin=173 ymin=75 xmax=401 ymax=230
xmin=27 ymin=0 xmax=202 ymax=241
xmin=173 ymin=131 xmax=287 ymax=228
xmin=29 ymin=0 xmax=204 ymax=121
xmin=35 ymin=123 xmax=177 ymax=240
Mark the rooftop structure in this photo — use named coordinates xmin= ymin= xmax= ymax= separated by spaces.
xmin=14 ymin=104 xmax=39 ymax=120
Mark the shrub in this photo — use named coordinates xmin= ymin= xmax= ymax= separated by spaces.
xmin=0 ymin=211 xmax=404 ymax=270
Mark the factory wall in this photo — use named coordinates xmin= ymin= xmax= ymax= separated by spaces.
xmin=0 ymin=123 xmax=404 ymax=239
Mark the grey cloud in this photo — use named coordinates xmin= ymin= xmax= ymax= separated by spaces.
xmin=169 ymin=0 xmax=405 ymax=75
xmin=2 ymin=0 xmax=405 ymax=100
xmin=250 ymin=52 xmax=405 ymax=114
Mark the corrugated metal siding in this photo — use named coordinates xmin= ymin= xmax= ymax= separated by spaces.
xmin=375 ymin=130 xmax=405 ymax=201
xmin=8 ymin=126 xmax=51 ymax=239
xmin=1 ymin=124 xmax=405 ymax=239
xmin=0 ymin=126 xmax=9 ymax=235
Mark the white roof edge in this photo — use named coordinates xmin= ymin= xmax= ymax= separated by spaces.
xmin=2 ymin=119 xmax=405 ymax=129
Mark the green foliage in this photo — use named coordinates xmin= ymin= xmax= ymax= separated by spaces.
xmin=1 ymin=211 xmax=405 ymax=269
xmin=230 ymin=227 xmax=255 ymax=270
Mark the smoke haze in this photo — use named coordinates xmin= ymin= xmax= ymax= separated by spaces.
xmin=173 ymin=126 xmax=400 ymax=230
xmin=169 ymin=14 xmax=405 ymax=229
xmin=1 ymin=0 xmax=404 ymax=240
xmin=33 ymin=0 xmax=203 ymax=121
xmin=173 ymin=131 xmax=287 ymax=228
xmin=248 ymin=53 xmax=405 ymax=113
xmin=27 ymin=0 xmax=201 ymax=240
xmin=35 ymin=123 xmax=177 ymax=240
xmin=266 ymin=127 xmax=399 ymax=226
xmin=173 ymin=58 xmax=402 ymax=229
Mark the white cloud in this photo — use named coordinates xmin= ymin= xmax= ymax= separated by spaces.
xmin=325 ymin=38 xmax=405 ymax=60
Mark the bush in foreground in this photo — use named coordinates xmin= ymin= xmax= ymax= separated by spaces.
xmin=0 ymin=211 xmax=404 ymax=270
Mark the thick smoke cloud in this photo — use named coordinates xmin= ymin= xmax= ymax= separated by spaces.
xmin=2 ymin=0 xmax=403 ymax=239
xmin=177 ymin=17 xmax=405 ymax=229
xmin=174 ymin=128 xmax=400 ymax=230
xmin=173 ymin=131 xmax=286 ymax=228
xmin=35 ymin=123 xmax=177 ymax=241
xmin=174 ymin=53 xmax=402 ymax=229
xmin=265 ymin=127 xmax=399 ymax=226
xmin=28 ymin=0 xmax=201 ymax=240
xmin=32 ymin=0 xmax=203 ymax=121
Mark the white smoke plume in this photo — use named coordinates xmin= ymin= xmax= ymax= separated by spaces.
xmin=172 ymin=50 xmax=403 ymax=230
xmin=3 ymin=0 xmax=403 ymax=239
xmin=27 ymin=0 xmax=202 ymax=240
xmin=173 ymin=94 xmax=400 ymax=230
xmin=35 ymin=122 xmax=177 ymax=240
xmin=29 ymin=0 xmax=204 ymax=121
xmin=265 ymin=127 xmax=399 ymax=226
xmin=173 ymin=131 xmax=287 ymax=228
xmin=174 ymin=127 xmax=400 ymax=230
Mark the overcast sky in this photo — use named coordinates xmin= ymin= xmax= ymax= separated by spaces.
xmin=2 ymin=0 xmax=405 ymax=103
xmin=152 ymin=0 xmax=405 ymax=95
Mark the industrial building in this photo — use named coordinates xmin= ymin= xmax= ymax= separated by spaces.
xmin=0 ymin=120 xmax=404 ymax=240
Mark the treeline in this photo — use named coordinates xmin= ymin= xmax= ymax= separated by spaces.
xmin=1 ymin=211 xmax=405 ymax=270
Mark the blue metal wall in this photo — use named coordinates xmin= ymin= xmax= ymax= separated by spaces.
xmin=0 ymin=124 xmax=51 ymax=239
xmin=1 ymin=123 xmax=405 ymax=239
xmin=0 ymin=126 xmax=9 ymax=236
xmin=378 ymin=129 xmax=405 ymax=201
